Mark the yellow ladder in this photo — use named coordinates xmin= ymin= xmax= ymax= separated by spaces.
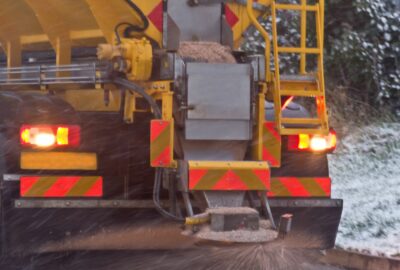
xmin=271 ymin=0 xmax=329 ymax=135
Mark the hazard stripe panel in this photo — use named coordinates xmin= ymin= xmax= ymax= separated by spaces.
xmin=150 ymin=119 xmax=174 ymax=167
xmin=134 ymin=0 xmax=164 ymax=45
xmin=189 ymin=161 xmax=270 ymax=191
xmin=262 ymin=122 xmax=281 ymax=167
xmin=147 ymin=1 xmax=163 ymax=32
xmin=20 ymin=176 xmax=103 ymax=198
xmin=268 ymin=177 xmax=331 ymax=198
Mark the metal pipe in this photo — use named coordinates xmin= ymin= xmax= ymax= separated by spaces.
xmin=300 ymin=0 xmax=307 ymax=74
xmin=113 ymin=77 xmax=183 ymax=222
xmin=260 ymin=192 xmax=276 ymax=229
xmin=109 ymin=80 xmax=181 ymax=221
xmin=185 ymin=213 xmax=210 ymax=226
xmin=113 ymin=77 xmax=162 ymax=118
xmin=153 ymin=168 xmax=185 ymax=222
xmin=246 ymin=0 xmax=272 ymax=82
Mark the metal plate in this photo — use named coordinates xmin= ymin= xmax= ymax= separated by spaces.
xmin=20 ymin=152 xmax=97 ymax=170
xmin=204 ymin=191 xmax=245 ymax=207
xmin=184 ymin=63 xmax=252 ymax=140
xmin=179 ymin=140 xmax=248 ymax=161
xmin=187 ymin=63 xmax=251 ymax=120
xmin=14 ymin=199 xmax=168 ymax=208
xmin=185 ymin=120 xmax=251 ymax=140
xmin=168 ymin=0 xmax=222 ymax=42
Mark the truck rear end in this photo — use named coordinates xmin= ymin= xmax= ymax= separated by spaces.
xmin=0 ymin=0 xmax=342 ymax=254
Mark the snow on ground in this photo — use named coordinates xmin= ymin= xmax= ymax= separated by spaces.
xmin=329 ymin=123 xmax=400 ymax=257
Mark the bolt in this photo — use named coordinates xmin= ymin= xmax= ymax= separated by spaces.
xmin=65 ymin=201 xmax=70 ymax=206
xmin=16 ymin=202 xmax=21 ymax=207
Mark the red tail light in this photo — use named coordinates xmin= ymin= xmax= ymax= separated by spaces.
xmin=20 ymin=125 xmax=80 ymax=148
xmin=287 ymin=129 xmax=337 ymax=152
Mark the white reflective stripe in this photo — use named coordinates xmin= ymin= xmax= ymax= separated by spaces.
xmin=3 ymin=174 xmax=21 ymax=181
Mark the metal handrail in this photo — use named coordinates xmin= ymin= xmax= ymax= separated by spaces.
xmin=246 ymin=0 xmax=272 ymax=83
xmin=0 ymin=62 xmax=110 ymax=87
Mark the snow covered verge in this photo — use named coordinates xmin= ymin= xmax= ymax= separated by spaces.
xmin=329 ymin=123 xmax=400 ymax=257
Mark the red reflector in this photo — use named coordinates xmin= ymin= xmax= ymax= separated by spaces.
xmin=287 ymin=129 xmax=337 ymax=152
xmin=20 ymin=176 xmax=102 ymax=197
xmin=20 ymin=125 xmax=80 ymax=148
xmin=225 ymin=5 xmax=239 ymax=28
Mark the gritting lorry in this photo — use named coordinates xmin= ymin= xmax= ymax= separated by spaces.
xmin=0 ymin=0 xmax=342 ymax=253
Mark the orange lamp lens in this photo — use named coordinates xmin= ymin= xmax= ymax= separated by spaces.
xmin=56 ymin=127 xmax=69 ymax=145
xmin=298 ymin=134 xmax=310 ymax=149
xmin=20 ymin=125 xmax=80 ymax=148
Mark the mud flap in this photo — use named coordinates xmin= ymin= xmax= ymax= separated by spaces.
xmin=3 ymin=207 xmax=175 ymax=255
xmin=269 ymin=198 xmax=343 ymax=249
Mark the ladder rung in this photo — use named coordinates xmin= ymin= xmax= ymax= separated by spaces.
xmin=275 ymin=4 xmax=318 ymax=12
xmin=280 ymin=79 xmax=319 ymax=94
xmin=280 ymin=74 xmax=316 ymax=82
xmin=280 ymin=90 xmax=323 ymax=97
xmin=277 ymin=47 xmax=320 ymax=54
xmin=279 ymin=128 xmax=329 ymax=136
xmin=281 ymin=118 xmax=322 ymax=125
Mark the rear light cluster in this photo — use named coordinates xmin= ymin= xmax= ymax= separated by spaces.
xmin=20 ymin=125 xmax=80 ymax=148
xmin=287 ymin=129 xmax=337 ymax=152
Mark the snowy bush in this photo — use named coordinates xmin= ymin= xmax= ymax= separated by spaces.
xmin=244 ymin=0 xmax=400 ymax=114
xmin=325 ymin=0 xmax=400 ymax=110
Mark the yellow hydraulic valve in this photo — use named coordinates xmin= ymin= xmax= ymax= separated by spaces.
xmin=97 ymin=38 xmax=153 ymax=81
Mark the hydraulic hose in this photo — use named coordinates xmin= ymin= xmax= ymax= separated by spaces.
xmin=113 ymin=77 xmax=162 ymax=119
xmin=113 ymin=77 xmax=184 ymax=222
xmin=153 ymin=168 xmax=185 ymax=222
xmin=114 ymin=0 xmax=150 ymax=44
xmin=124 ymin=0 xmax=149 ymax=33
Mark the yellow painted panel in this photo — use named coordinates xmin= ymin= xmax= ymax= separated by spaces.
xmin=227 ymin=0 xmax=271 ymax=49
xmin=56 ymin=89 xmax=121 ymax=112
xmin=21 ymin=152 xmax=97 ymax=170
xmin=189 ymin=161 xmax=269 ymax=170
xmin=85 ymin=0 xmax=162 ymax=45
